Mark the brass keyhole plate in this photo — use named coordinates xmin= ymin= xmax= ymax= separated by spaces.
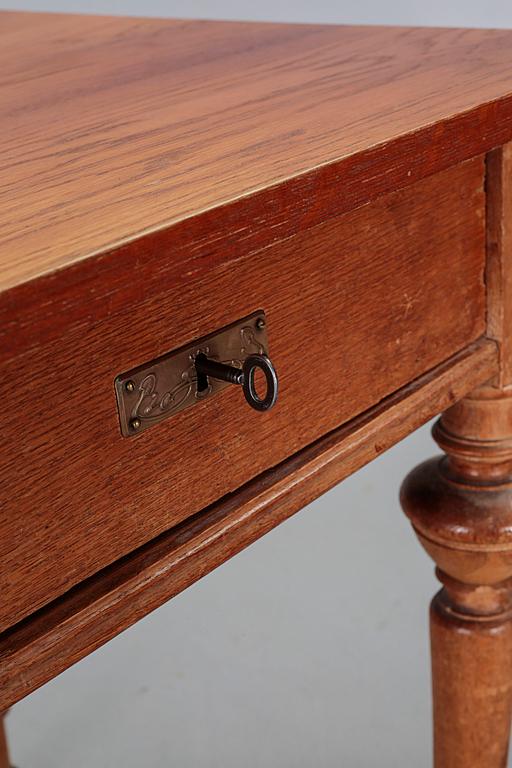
xmin=114 ymin=311 xmax=269 ymax=437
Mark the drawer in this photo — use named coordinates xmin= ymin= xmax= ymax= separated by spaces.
xmin=0 ymin=157 xmax=486 ymax=631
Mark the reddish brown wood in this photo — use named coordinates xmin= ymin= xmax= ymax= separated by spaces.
xmin=430 ymin=603 xmax=512 ymax=768
xmin=401 ymin=386 xmax=512 ymax=767
xmin=0 ymin=339 xmax=498 ymax=712
xmin=0 ymin=713 xmax=9 ymax=768
xmin=1 ymin=14 xmax=512 ymax=292
xmin=0 ymin=158 xmax=487 ymax=633
xmin=3 ymin=14 xmax=512 ymax=760
xmin=486 ymin=143 xmax=512 ymax=386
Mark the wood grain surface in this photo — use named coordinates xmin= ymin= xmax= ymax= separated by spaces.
xmin=0 ymin=158 xmax=486 ymax=633
xmin=2 ymin=13 xmax=512 ymax=291
xmin=2 ymin=13 xmax=512 ymax=758
xmin=402 ymin=385 xmax=512 ymax=767
xmin=487 ymin=142 xmax=512 ymax=386
xmin=0 ymin=339 xmax=498 ymax=712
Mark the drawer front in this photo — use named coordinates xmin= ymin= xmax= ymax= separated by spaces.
xmin=0 ymin=158 xmax=485 ymax=630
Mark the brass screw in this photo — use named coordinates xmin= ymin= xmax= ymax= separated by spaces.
xmin=256 ymin=318 xmax=266 ymax=330
xmin=130 ymin=418 xmax=141 ymax=431
xmin=125 ymin=380 xmax=135 ymax=393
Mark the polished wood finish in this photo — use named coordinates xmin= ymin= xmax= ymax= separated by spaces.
xmin=2 ymin=14 xmax=512 ymax=291
xmin=0 ymin=158 xmax=487 ymax=633
xmin=487 ymin=142 xmax=512 ymax=386
xmin=400 ymin=133 xmax=512 ymax=767
xmin=401 ymin=388 xmax=512 ymax=767
xmin=0 ymin=340 xmax=497 ymax=712
xmin=4 ymin=11 xmax=512 ymax=766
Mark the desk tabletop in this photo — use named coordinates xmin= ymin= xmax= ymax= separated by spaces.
xmin=2 ymin=12 xmax=512 ymax=292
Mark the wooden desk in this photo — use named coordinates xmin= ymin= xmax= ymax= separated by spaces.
xmin=2 ymin=12 xmax=512 ymax=767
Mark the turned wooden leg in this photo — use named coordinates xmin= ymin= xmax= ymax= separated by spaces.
xmin=401 ymin=386 xmax=512 ymax=768
xmin=0 ymin=712 xmax=10 ymax=768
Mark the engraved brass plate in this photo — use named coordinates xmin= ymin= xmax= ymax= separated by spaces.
xmin=115 ymin=312 xmax=269 ymax=437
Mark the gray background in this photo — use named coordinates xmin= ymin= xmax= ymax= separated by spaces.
xmin=3 ymin=1 xmax=512 ymax=766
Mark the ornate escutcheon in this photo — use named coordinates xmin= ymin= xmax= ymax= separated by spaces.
xmin=114 ymin=311 xmax=277 ymax=437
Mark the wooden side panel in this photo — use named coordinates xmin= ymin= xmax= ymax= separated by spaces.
xmin=0 ymin=158 xmax=486 ymax=632
xmin=487 ymin=143 xmax=512 ymax=386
